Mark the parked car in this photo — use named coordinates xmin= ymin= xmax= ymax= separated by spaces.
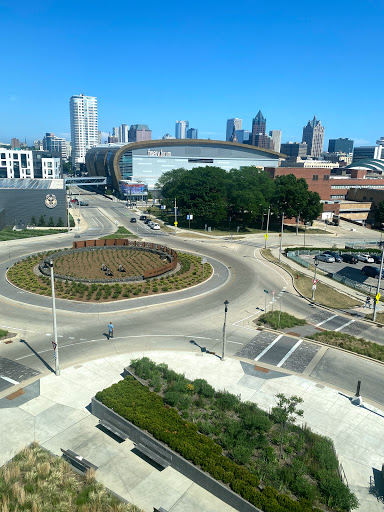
xmin=151 ymin=223 xmax=160 ymax=230
xmin=357 ymin=253 xmax=374 ymax=263
xmin=323 ymin=251 xmax=343 ymax=262
xmin=361 ymin=266 xmax=383 ymax=278
xmin=341 ymin=253 xmax=358 ymax=264
xmin=144 ymin=219 xmax=152 ymax=224
xmin=139 ymin=215 xmax=147 ymax=221
xmin=130 ymin=217 xmax=137 ymax=223
xmin=371 ymin=254 xmax=383 ymax=264
xmin=315 ymin=254 xmax=335 ymax=263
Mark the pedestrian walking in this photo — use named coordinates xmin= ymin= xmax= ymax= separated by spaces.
xmin=365 ymin=296 xmax=371 ymax=309
xmin=108 ymin=322 xmax=114 ymax=339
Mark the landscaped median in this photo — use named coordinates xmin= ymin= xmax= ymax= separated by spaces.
xmin=260 ymin=249 xmax=362 ymax=309
xmin=308 ymin=331 xmax=384 ymax=362
xmin=257 ymin=311 xmax=306 ymax=330
xmin=94 ymin=357 xmax=358 ymax=512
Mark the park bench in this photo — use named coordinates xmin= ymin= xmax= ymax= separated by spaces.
xmin=153 ymin=508 xmax=169 ymax=512
xmin=98 ymin=419 xmax=128 ymax=440
xmin=60 ymin=448 xmax=98 ymax=472
xmin=134 ymin=438 xmax=172 ymax=468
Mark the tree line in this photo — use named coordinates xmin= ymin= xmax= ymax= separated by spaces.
xmin=157 ymin=166 xmax=323 ymax=228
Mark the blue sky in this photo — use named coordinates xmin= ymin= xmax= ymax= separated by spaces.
xmin=1 ymin=0 xmax=383 ymax=147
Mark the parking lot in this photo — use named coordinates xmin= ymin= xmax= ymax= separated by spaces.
xmin=300 ymin=254 xmax=384 ymax=293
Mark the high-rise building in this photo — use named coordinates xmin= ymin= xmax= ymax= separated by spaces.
xmin=119 ymin=124 xmax=129 ymax=143
xmin=235 ymin=130 xmax=250 ymax=144
xmin=226 ymin=118 xmax=242 ymax=141
xmin=69 ymin=94 xmax=98 ymax=169
xmin=162 ymin=133 xmax=176 ymax=139
xmin=186 ymin=128 xmax=198 ymax=139
xmin=11 ymin=138 xmax=20 ymax=149
xmin=34 ymin=140 xmax=43 ymax=150
xmin=269 ymin=130 xmax=281 ymax=153
xmin=98 ymin=131 xmax=102 ymax=144
xmin=280 ymin=142 xmax=308 ymax=159
xmin=128 ymin=124 xmax=152 ymax=142
xmin=112 ymin=127 xmax=119 ymax=139
xmin=108 ymin=136 xmax=119 ymax=143
xmin=175 ymin=121 xmax=189 ymax=139
xmin=251 ymin=111 xmax=266 ymax=142
xmin=328 ymin=138 xmax=354 ymax=154
xmin=43 ymin=132 xmax=68 ymax=160
xmin=302 ymin=116 xmax=324 ymax=158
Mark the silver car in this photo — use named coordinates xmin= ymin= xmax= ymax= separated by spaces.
xmin=357 ymin=253 xmax=374 ymax=263
xmin=315 ymin=254 xmax=335 ymax=263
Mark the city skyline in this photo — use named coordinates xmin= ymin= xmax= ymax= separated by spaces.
xmin=1 ymin=1 xmax=383 ymax=146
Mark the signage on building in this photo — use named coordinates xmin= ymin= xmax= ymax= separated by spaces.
xmin=119 ymin=181 xmax=148 ymax=195
xmin=45 ymin=194 xmax=57 ymax=208
xmin=147 ymin=149 xmax=171 ymax=157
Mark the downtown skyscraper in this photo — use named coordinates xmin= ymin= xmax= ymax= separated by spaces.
xmin=302 ymin=116 xmax=324 ymax=158
xmin=175 ymin=120 xmax=189 ymax=139
xmin=226 ymin=118 xmax=242 ymax=141
xmin=69 ymin=94 xmax=98 ymax=169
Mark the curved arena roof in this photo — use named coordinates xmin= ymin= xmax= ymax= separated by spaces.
xmin=346 ymin=159 xmax=384 ymax=173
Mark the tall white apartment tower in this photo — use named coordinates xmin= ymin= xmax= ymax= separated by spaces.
xmin=119 ymin=124 xmax=129 ymax=143
xmin=69 ymin=94 xmax=98 ymax=169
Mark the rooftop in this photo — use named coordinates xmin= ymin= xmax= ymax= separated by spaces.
xmin=0 ymin=178 xmax=64 ymax=190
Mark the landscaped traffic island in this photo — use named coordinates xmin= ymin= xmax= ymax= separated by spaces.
xmin=94 ymin=357 xmax=358 ymax=512
xmin=6 ymin=240 xmax=212 ymax=302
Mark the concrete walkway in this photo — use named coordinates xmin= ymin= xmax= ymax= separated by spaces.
xmin=0 ymin=350 xmax=383 ymax=512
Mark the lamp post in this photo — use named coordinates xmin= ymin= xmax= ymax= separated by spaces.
xmin=311 ymin=261 xmax=319 ymax=301
xmin=278 ymin=212 xmax=284 ymax=263
xmin=296 ymin=212 xmax=300 ymax=236
xmin=49 ymin=260 xmax=60 ymax=376
xmin=304 ymin=222 xmax=307 ymax=248
xmin=174 ymin=197 xmax=177 ymax=235
xmin=373 ymin=242 xmax=384 ymax=322
xmin=265 ymin=206 xmax=271 ymax=249
xmin=221 ymin=300 xmax=229 ymax=361
xmin=67 ymin=197 xmax=71 ymax=233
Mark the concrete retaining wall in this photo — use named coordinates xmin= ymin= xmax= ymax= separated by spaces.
xmin=91 ymin=397 xmax=262 ymax=512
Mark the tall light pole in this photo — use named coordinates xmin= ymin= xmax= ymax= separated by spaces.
xmin=278 ymin=212 xmax=284 ymax=262
xmin=67 ymin=197 xmax=71 ymax=233
xmin=311 ymin=261 xmax=319 ymax=301
xmin=174 ymin=197 xmax=177 ymax=235
xmin=221 ymin=300 xmax=229 ymax=361
xmin=373 ymin=242 xmax=384 ymax=322
xmin=296 ymin=212 xmax=300 ymax=236
xmin=49 ymin=260 xmax=60 ymax=376
xmin=265 ymin=206 xmax=271 ymax=249
xmin=304 ymin=222 xmax=307 ymax=248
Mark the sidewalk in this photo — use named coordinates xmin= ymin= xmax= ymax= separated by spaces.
xmin=0 ymin=350 xmax=382 ymax=512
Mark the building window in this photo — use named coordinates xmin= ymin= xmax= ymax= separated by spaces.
xmin=323 ymin=175 xmax=329 ymax=180
xmin=312 ymin=175 xmax=318 ymax=181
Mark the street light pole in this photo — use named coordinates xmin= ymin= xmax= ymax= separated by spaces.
xmin=312 ymin=261 xmax=319 ymax=301
xmin=49 ymin=260 xmax=60 ymax=376
xmin=373 ymin=242 xmax=384 ymax=322
xmin=296 ymin=212 xmax=300 ymax=236
xmin=265 ymin=206 xmax=271 ymax=249
xmin=67 ymin=197 xmax=70 ymax=233
xmin=278 ymin=212 xmax=284 ymax=262
xmin=221 ymin=300 xmax=229 ymax=361
xmin=174 ymin=197 xmax=177 ymax=235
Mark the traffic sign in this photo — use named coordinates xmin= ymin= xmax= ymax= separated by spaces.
xmin=313 ymin=278 xmax=318 ymax=284
xmin=376 ymin=292 xmax=381 ymax=302
xmin=202 ymin=257 xmax=207 ymax=264
xmin=264 ymin=234 xmax=268 ymax=239
xmin=264 ymin=289 xmax=269 ymax=294
xmin=52 ymin=341 xmax=57 ymax=350
xmin=312 ymin=284 xmax=317 ymax=290
xmin=174 ymin=221 xmax=178 ymax=226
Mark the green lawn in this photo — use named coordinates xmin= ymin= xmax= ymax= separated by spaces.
xmin=257 ymin=311 xmax=306 ymax=330
xmin=100 ymin=226 xmax=138 ymax=239
xmin=0 ymin=227 xmax=67 ymax=242
xmin=0 ymin=329 xmax=8 ymax=338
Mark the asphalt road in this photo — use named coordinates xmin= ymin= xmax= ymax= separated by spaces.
xmin=1 ymin=193 xmax=384 ymax=407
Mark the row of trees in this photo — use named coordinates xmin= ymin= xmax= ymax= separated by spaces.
xmin=157 ymin=166 xmax=323 ymax=227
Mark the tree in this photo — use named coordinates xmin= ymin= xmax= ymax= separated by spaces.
xmin=47 ymin=216 xmax=55 ymax=227
xmin=301 ymin=191 xmax=323 ymax=223
xmin=56 ymin=217 xmax=64 ymax=227
xmin=38 ymin=215 xmax=46 ymax=227
xmin=147 ymin=191 xmax=153 ymax=200
xmin=375 ymin=200 xmax=384 ymax=227
xmin=271 ymin=393 xmax=304 ymax=458
xmin=272 ymin=174 xmax=309 ymax=218
xmin=30 ymin=216 xmax=37 ymax=226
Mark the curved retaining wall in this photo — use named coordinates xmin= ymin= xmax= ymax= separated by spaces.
xmin=38 ymin=240 xmax=178 ymax=283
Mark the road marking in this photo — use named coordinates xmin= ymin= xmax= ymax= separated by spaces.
xmin=232 ymin=313 xmax=258 ymax=326
xmin=335 ymin=319 xmax=355 ymax=332
xmin=276 ymin=339 xmax=303 ymax=367
xmin=227 ymin=340 xmax=243 ymax=345
xmin=254 ymin=250 xmax=289 ymax=286
xmin=254 ymin=334 xmax=283 ymax=361
xmin=0 ymin=375 xmax=19 ymax=385
xmin=0 ymin=325 xmax=41 ymax=334
xmin=316 ymin=314 xmax=338 ymax=327
xmin=45 ymin=333 xmax=51 ymax=336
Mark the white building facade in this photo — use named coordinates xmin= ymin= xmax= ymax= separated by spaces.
xmin=0 ymin=149 xmax=60 ymax=179
xmin=69 ymin=94 xmax=98 ymax=169
xmin=175 ymin=120 xmax=189 ymax=139
xmin=119 ymin=124 xmax=129 ymax=143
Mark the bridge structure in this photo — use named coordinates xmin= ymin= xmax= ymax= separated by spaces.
xmin=64 ymin=176 xmax=108 ymax=187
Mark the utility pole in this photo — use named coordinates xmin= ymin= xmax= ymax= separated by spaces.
xmin=221 ymin=300 xmax=229 ymax=361
xmin=265 ymin=206 xmax=271 ymax=249
xmin=49 ymin=260 xmax=60 ymax=376
xmin=312 ymin=261 xmax=319 ymax=301
xmin=174 ymin=197 xmax=177 ymax=235
xmin=67 ymin=197 xmax=71 ymax=233
xmin=373 ymin=242 xmax=384 ymax=321
xmin=278 ymin=212 xmax=284 ymax=262
xmin=296 ymin=212 xmax=300 ymax=236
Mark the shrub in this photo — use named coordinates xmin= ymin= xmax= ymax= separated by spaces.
xmin=215 ymin=390 xmax=241 ymax=410
xmin=163 ymin=391 xmax=181 ymax=407
xmin=192 ymin=378 xmax=215 ymax=398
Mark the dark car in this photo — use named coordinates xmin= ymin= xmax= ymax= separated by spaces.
xmin=144 ymin=219 xmax=151 ymax=224
xmin=371 ymin=254 xmax=383 ymax=264
xmin=130 ymin=217 xmax=137 ymax=223
xmin=361 ymin=266 xmax=383 ymax=278
xmin=341 ymin=253 xmax=358 ymax=264
xmin=140 ymin=215 xmax=147 ymax=221
xmin=79 ymin=201 xmax=89 ymax=206
xmin=323 ymin=251 xmax=343 ymax=262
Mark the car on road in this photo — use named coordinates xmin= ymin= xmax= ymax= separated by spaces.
xmin=357 ymin=253 xmax=374 ymax=263
xmin=144 ymin=219 xmax=152 ymax=224
xmin=139 ymin=215 xmax=147 ymax=221
xmin=79 ymin=201 xmax=89 ymax=206
xmin=130 ymin=217 xmax=137 ymax=223
xmin=315 ymin=254 xmax=335 ymax=263
xmin=341 ymin=253 xmax=358 ymax=264
xmin=361 ymin=266 xmax=383 ymax=278
xmin=323 ymin=251 xmax=343 ymax=262
xmin=151 ymin=223 xmax=160 ymax=230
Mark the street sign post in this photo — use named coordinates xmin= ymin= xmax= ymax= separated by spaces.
xmin=202 ymin=257 xmax=207 ymax=279
xmin=264 ymin=289 xmax=269 ymax=312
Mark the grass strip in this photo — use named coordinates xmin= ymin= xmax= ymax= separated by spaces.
xmin=308 ymin=331 xmax=384 ymax=361
xmin=258 ymin=311 xmax=306 ymax=330
xmin=0 ymin=442 xmax=142 ymax=511
xmin=0 ymin=227 xmax=67 ymax=241
xmin=100 ymin=226 xmax=138 ymax=239
xmin=0 ymin=328 xmax=8 ymax=338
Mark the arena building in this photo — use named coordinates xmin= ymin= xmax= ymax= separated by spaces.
xmin=85 ymin=139 xmax=284 ymax=193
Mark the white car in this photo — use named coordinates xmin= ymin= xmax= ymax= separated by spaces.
xmin=151 ymin=223 xmax=160 ymax=230
xmin=357 ymin=253 xmax=374 ymax=263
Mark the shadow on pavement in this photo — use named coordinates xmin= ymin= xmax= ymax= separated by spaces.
xmin=189 ymin=339 xmax=221 ymax=359
xmin=369 ymin=468 xmax=384 ymax=503
xmin=19 ymin=339 xmax=54 ymax=373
